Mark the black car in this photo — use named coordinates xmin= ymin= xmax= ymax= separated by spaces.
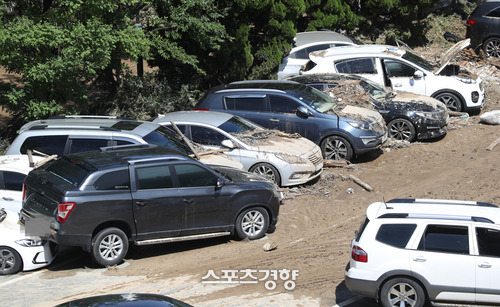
xmin=21 ymin=144 xmax=281 ymax=267
xmin=466 ymin=1 xmax=500 ymax=58
xmin=287 ymin=74 xmax=449 ymax=142
xmin=194 ymin=80 xmax=387 ymax=161
xmin=56 ymin=293 xmax=192 ymax=307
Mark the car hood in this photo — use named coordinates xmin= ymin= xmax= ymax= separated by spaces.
xmin=211 ymin=165 xmax=271 ymax=183
xmin=435 ymin=38 xmax=470 ymax=75
xmin=199 ymin=154 xmax=244 ymax=170
xmin=388 ymin=91 xmax=447 ymax=111
xmin=243 ymin=131 xmax=320 ymax=160
xmin=337 ymin=105 xmax=386 ymax=130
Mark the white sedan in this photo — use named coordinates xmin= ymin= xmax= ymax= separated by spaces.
xmin=0 ymin=204 xmax=56 ymax=275
xmin=154 ymin=111 xmax=323 ymax=187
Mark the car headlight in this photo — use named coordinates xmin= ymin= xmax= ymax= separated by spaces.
xmin=345 ymin=118 xmax=374 ymax=131
xmin=275 ymin=153 xmax=306 ymax=164
xmin=454 ymin=75 xmax=476 ymax=84
xmin=15 ymin=238 xmax=43 ymax=247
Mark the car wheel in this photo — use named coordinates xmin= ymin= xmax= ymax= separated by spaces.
xmin=434 ymin=92 xmax=461 ymax=112
xmin=320 ymin=136 xmax=353 ymax=161
xmin=0 ymin=246 xmax=22 ymax=275
xmin=249 ymin=163 xmax=281 ymax=186
xmin=483 ymin=37 xmax=500 ymax=58
xmin=235 ymin=207 xmax=269 ymax=240
xmin=91 ymin=227 xmax=129 ymax=267
xmin=380 ymin=278 xmax=425 ymax=307
xmin=388 ymin=118 xmax=416 ymax=142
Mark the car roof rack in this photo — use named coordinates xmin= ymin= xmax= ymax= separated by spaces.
xmin=378 ymin=212 xmax=495 ymax=224
xmin=28 ymin=125 xmax=120 ymax=131
xmin=100 ymin=144 xmax=157 ymax=152
xmin=48 ymin=115 xmax=133 ymax=120
xmin=387 ymin=198 xmax=498 ymax=208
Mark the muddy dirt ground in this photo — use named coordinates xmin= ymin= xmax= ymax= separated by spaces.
xmin=1 ymin=46 xmax=500 ymax=306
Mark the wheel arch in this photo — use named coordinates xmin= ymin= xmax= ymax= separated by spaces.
xmin=248 ymin=162 xmax=282 ymax=186
xmin=231 ymin=203 xmax=273 ymax=228
xmin=86 ymin=221 xmax=133 ymax=252
xmin=431 ymin=89 xmax=465 ymax=110
xmin=376 ymin=271 xmax=430 ymax=303
xmin=319 ymin=132 xmax=357 ymax=157
xmin=0 ymin=245 xmax=23 ymax=272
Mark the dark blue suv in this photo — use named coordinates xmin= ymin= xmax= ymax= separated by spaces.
xmin=194 ymin=80 xmax=386 ymax=161
xmin=466 ymin=1 xmax=500 ymax=58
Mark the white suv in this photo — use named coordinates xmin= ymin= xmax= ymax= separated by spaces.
xmin=302 ymin=39 xmax=484 ymax=113
xmin=345 ymin=198 xmax=500 ymax=307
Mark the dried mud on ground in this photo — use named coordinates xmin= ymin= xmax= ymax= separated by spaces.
xmin=2 ymin=47 xmax=500 ymax=307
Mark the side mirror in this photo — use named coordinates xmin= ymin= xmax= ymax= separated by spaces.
xmin=296 ymin=106 xmax=312 ymax=118
xmin=221 ymin=139 xmax=235 ymax=149
xmin=216 ymin=178 xmax=224 ymax=189
xmin=414 ymin=70 xmax=424 ymax=79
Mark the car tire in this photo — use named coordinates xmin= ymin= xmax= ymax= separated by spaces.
xmin=320 ymin=136 xmax=353 ymax=161
xmin=380 ymin=277 xmax=425 ymax=307
xmin=483 ymin=37 xmax=500 ymax=58
xmin=249 ymin=163 xmax=281 ymax=186
xmin=91 ymin=227 xmax=129 ymax=267
xmin=434 ymin=92 xmax=461 ymax=112
xmin=388 ymin=118 xmax=416 ymax=142
xmin=0 ymin=246 xmax=22 ymax=275
xmin=235 ymin=207 xmax=269 ymax=240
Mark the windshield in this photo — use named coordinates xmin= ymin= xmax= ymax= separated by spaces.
xmin=402 ymin=51 xmax=434 ymax=71
xmin=218 ymin=116 xmax=263 ymax=134
xmin=143 ymin=126 xmax=193 ymax=155
xmin=359 ymin=78 xmax=388 ymax=100
xmin=299 ymin=85 xmax=337 ymax=113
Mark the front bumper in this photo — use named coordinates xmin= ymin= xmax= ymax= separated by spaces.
xmin=18 ymin=240 xmax=57 ymax=272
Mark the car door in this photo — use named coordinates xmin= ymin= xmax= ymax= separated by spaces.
xmin=0 ymin=170 xmax=26 ymax=201
xmin=131 ymin=163 xmax=184 ymax=240
xmin=334 ymin=57 xmax=386 ymax=85
xmin=268 ymin=94 xmax=318 ymax=140
xmin=409 ymin=223 xmax=476 ymax=302
xmin=171 ymin=163 xmax=231 ymax=234
xmin=223 ymin=95 xmax=270 ymax=128
xmin=474 ymin=225 xmax=500 ymax=304
xmin=382 ymin=59 xmax=427 ymax=95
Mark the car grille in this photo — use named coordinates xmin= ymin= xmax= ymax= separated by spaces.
xmin=308 ymin=149 xmax=323 ymax=166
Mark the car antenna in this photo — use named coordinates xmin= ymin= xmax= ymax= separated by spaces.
xmin=383 ymin=197 xmax=392 ymax=209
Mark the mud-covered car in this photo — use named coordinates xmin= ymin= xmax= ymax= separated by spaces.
xmin=288 ymin=74 xmax=449 ymax=142
xmin=0 ymin=205 xmax=56 ymax=275
xmin=154 ymin=111 xmax=323 ymax=187
xmin=466 ymin=1 xmax=500 ymax=58
xmin=194 ymin=80 xmax=387 ymax=161
xmin=20 ymin=145 xmax=281 ymax=267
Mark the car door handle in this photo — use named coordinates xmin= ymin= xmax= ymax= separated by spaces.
xmin=479 ymin=262 xmax=492 ymax=268
xmin=2 ymin=197 xmax=13 ymax=201
xmin=413 ymin=257 xmax=426 ymax=262
xmin=393 ymin=83 xmax=402 ymax=87
xmin=269 ymin=118 xmax=279 ymax=123
xmin=136 ymin=201 xmax=147 ymax=206
xmin=183 ymin=198 xmax=194 ymax=204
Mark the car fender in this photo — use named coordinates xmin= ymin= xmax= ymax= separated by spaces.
xmin=431 ymin=88 xmax=465 ymax=107
xmin=376 ymin=269 xmax=431 ymax=302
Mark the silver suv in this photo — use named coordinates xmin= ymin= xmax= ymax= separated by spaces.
xmin=5 ymin=115 xmax=243 ymax=169
xmin=345 ymin=198 xmax=500 ymax=307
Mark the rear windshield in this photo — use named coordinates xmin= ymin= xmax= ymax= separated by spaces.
xmin=42 ymin=158 xmax=91 ymax=189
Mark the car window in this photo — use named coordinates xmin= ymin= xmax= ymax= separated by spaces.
xmin=112 ymin=139 xmax=136 ymax=146
xmin=376 ymin=224 xmax=417 ymax=248
xmin=384 ymin=60 xmax=416 ymax=77
xmin=269 ymin=95 xmax=301 ymax=113
xmin=20 ymin=135 xmax=68 ymax=156
xmin=0 ymin=171 xmax=25 ymax=191
xmin=486 ymin=7 xmax=500 ymax=18
xmin=224 ymin=96 xmax=266 ymax=111
xmin=69 ymin=138 xmax=109 ymax=154
xmin=418 ymin=225 xmax=469 ymax=254
xmin=335 ymin=58 xmax=377 ymax=74
xmin=174 ymin=164 xmax=217 ymax=187
xmin=476 ymin=227 xmax=500 ymax=257
xmin=94 ymin=170 xmax=130 ymax=190
xmin=136 ymin=165 xmax=173 ymax=189
xmin=355 ymin=217 xmax=370 ymax=242
xmin=190 ymin=126 xmax=226 ymax=146
xmin=218 ymin=116 xmax=261 ymax=134
xmin=143 ymin=126 xmax=193 ymax=155
xmin=44 ymin=157 xmax=91 ymax=189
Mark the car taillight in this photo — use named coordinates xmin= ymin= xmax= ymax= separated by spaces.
xmin=58 ymin=202 xmax=76 ymax=223
xmin=351 ymin=245 xmax=368 ymax=262
xmin=466 ymin=19 xmax=476 ymax=26
xmin=193 ymin=108 xmax=209 ymax=111
xmin=22 ymin=183 xmax=26 ymax=201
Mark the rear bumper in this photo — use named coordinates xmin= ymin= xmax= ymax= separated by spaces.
xmin=344 ymin=273 xmax=379 ymax=299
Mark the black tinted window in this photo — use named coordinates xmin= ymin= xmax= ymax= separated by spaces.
xmin=143 ymin=126 xmax=192 ymax=155
xmin=269 ymin=95 xmax=300 ymax=113
xmin=384 ymin=60 xmax=416 ymax=77
xmin=44 ymin=158 xmax=90 ymax=188
xmin=335 ymin=58 xmax=377 ymax=74
xmin=94 ymin=170 xmax=130 ymax=190
xmin=136 ymin=165 xmax=173 ymax=189
xmin=376 ymin=224 xmax=417 ymax=248
xmin=69 ymin=138 xmax=109 ymax=154
xmin=1 ymin=171 xmax=25 ymax=191
xmin=224 ymin=97 xmax=266 ymax=111
xmin=355 ymin=217 xmax=370 ymax=242
xmin=190 ymin=126 xmax=226 ymax=146
xmin=113 ymin=140 xmax=136 ymax=146
xmin=174 ymin=164 xmax=217 ymax=187
xmin=477 ymin=227 xmax=500 ymax=257
xmin=486 ymin=7 xmax=500 ymax=18
xmin=418 ymin=225 xmax=469 ymax=254
xmin=20 ymin=135 xmax=68 ymax=156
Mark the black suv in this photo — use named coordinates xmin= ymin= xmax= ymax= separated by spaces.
xmin=21 ymin=145 xmax=280 ymax=267
xmin=194 ymin=80 xmax=386 ymax=161
xmin=466 ymin=1 xmax=500 ymax=58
